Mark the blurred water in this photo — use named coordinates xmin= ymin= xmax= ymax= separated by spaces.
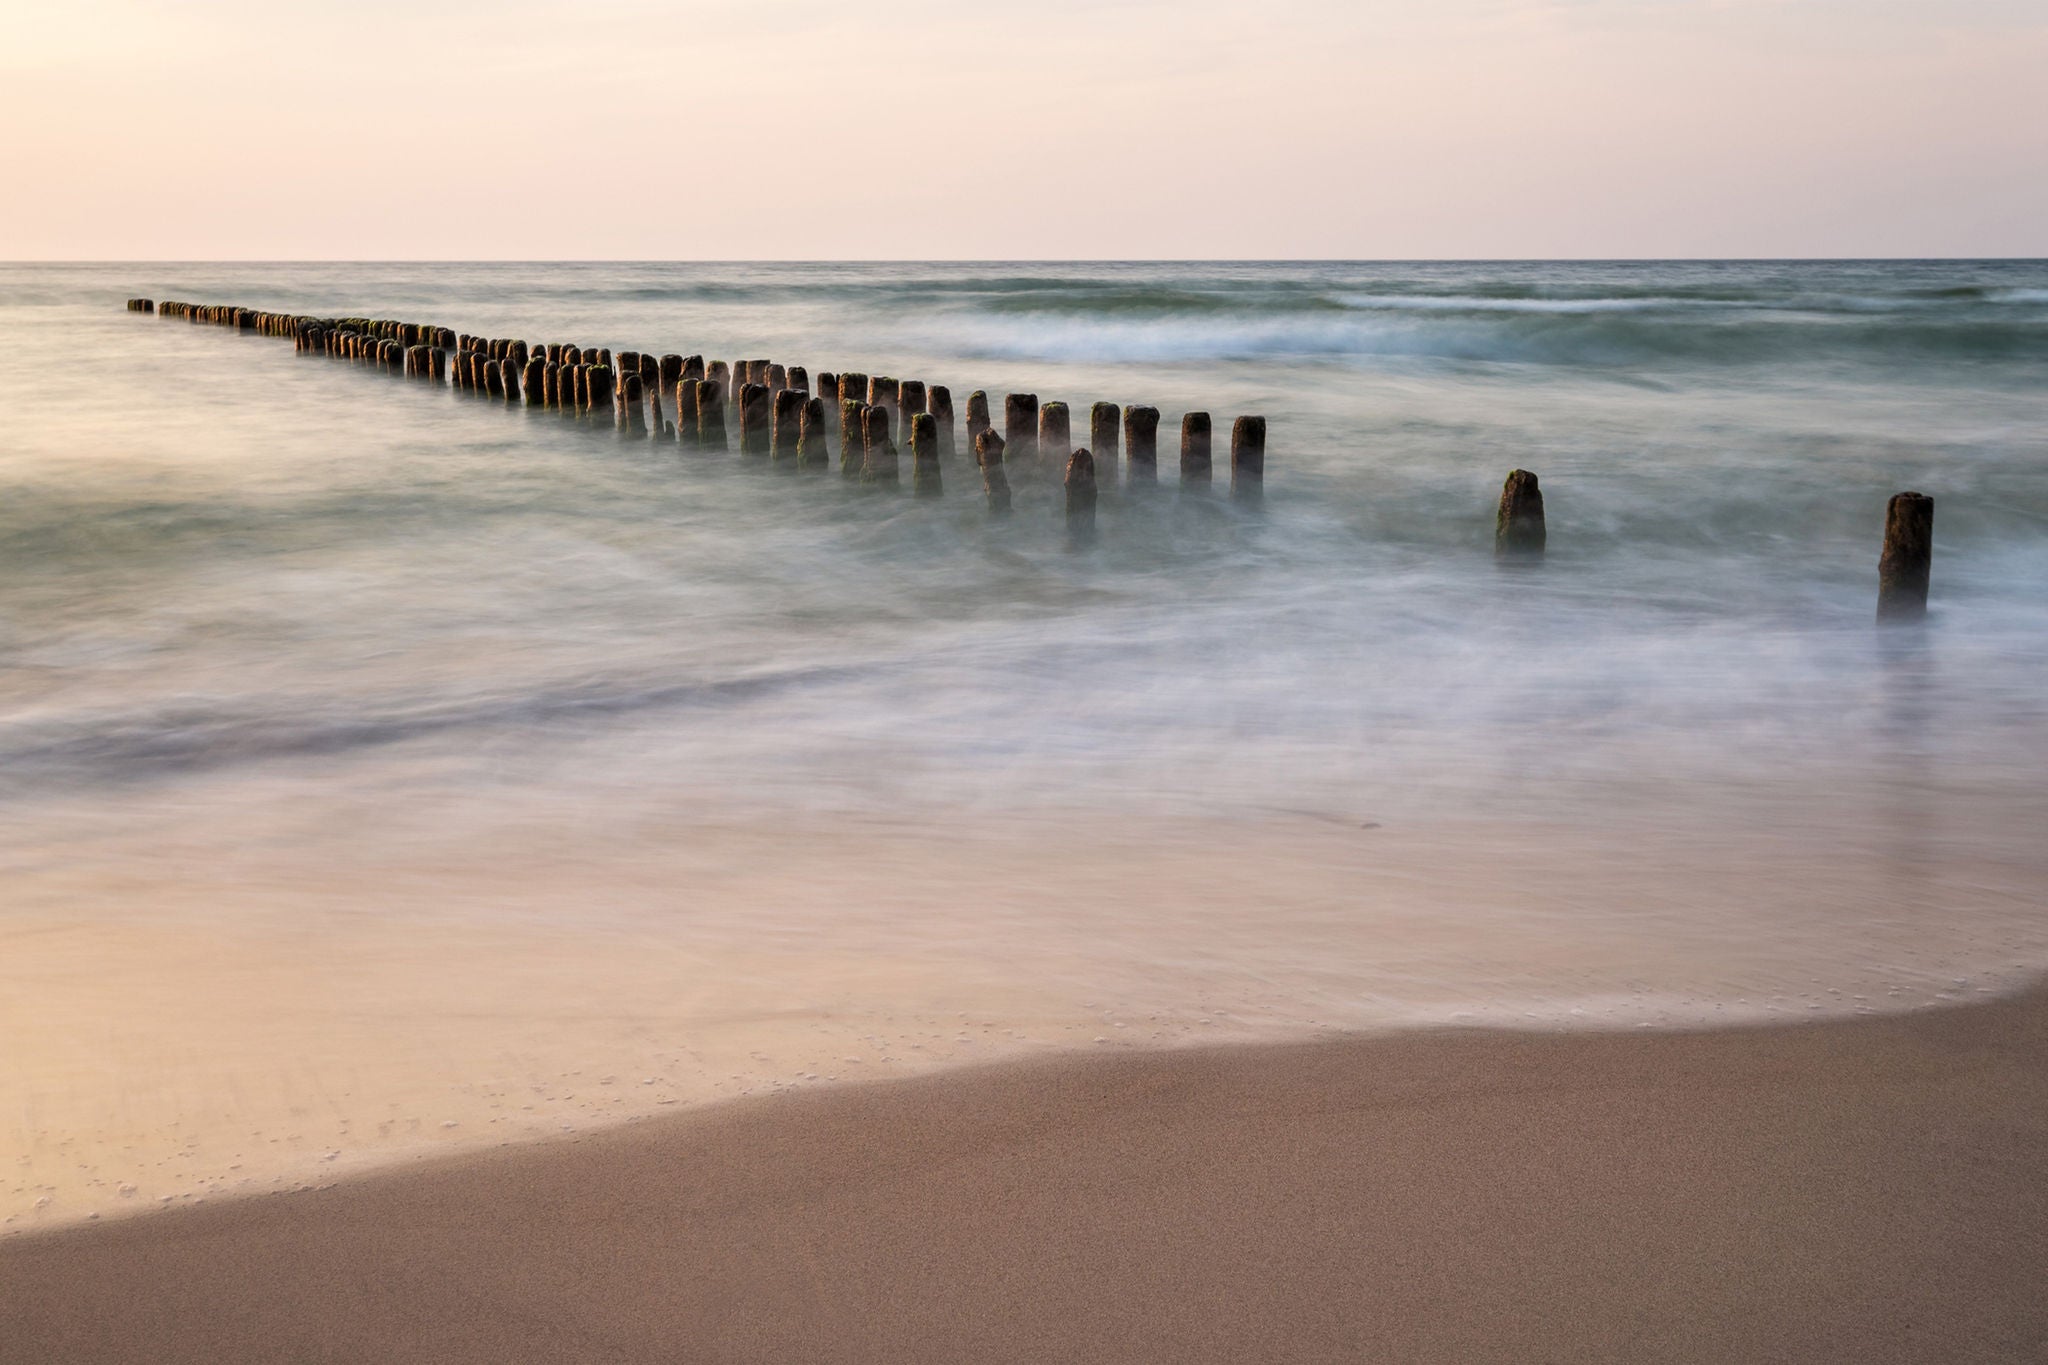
xmin=2 ymin=260 xmax=2045 ymax=829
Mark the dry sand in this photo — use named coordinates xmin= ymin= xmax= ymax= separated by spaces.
xmin=5 ymin=983 xmax=2045 ymax=1364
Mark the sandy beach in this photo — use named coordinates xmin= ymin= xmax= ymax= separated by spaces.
xmin=6 ymin=979 xmax=2045 ymax=1363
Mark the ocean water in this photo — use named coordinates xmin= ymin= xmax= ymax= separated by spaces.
xmin=3 ymin=260 xmax=2045 ymax=827
xmin=7 ymin=260 xmax=2048 ymax=1227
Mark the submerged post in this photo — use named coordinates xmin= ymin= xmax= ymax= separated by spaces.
xmin=839 ymin=399 xmax=867 ymax=479
xmin=798 ymin=396 xmax=831 ymax=471
xmin=1230 ymin=416 xmax=1265 ymax=502
xmin=976 ymin=430 xmax=1011 ymax=516
xmin=966 ymin=390 xmax=991 ymax=452
xmin=1124 ymin=405 xmax=1159 ymax=485
xmin=1090 ymin=401 xmax=1120 ymax=488
xmin=1065 ymin=449 xmax=1098 ymax=547
xmin=910 ymin=412 xmax=942 ymax=498
xmin=772 ymin=388 xmax=805 ymax=463
xmin=1495 ymin=469 xmax=1545 ymax=560
xmin=1877 ymin=492 xmax=1933 ymax=623
xmin=929 ymin=386 xmax=955 ymax=461
xmin=1179 ymin=412 xmax=1211 ymax=491
xmin=862 ymin=404 xmax=899 ymax=487
xmin=1004 ymin=394 xmax=1039 ymax=470
xmin=1040 ymin=401 xmax=1071 ymax=476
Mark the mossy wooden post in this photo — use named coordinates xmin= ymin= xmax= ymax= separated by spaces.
xmin=1230 ymin=416 xmax=1265 ymax=502
xmin=1179 ymin=412 xmax=1212 ymax=491
xmin=676 ymin=378 xmax=702 ymax=448
xmin=929 ymin=386 xmax=955 ymax=461
xmin=697 ymin=379 xmax=728 ymax=450
xmin=1124 ymin=405 xmax=1160 ymax=485
xmin=739 ymin=382 xmax=772 ymax=455
xmin=975 ymin=429 xmax=1011 ymax=516
xmin=1089 ymin=402 xmax=1120 ymax=488
xmin=839 ymin=399 xmax=867 ymax=479
xmin=1005 ymin=393 xmax=1039 ymax=469
xmin=1495 ymin=469 xmax=1546 ymax=560
xmin=862 ymin=404 xmax=899 ymax=487
xmin=839 ymin=372 xmax=868 ymax=425
xmin=910 ymin=412 xmax=942 ymax=498
xmin=1039 ymin=401 xmax=1071 ymax=476
xmin=1065 ymin=449 xmax=1098 ymax=546
xmin=799 ymin=396 xmax=831 ymax=472
xmin=772 ymin=388 xmax=805 ymax=464
xmin=1877 ymin=492 xmax=1933 ymax=623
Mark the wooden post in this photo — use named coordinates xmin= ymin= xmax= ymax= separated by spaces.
xmin=767 ymin=363 xmax=787 ymax=394
xmin=799 ymin=396 xmax=831 ymax=472
xmin=966 ymin=390 xmax=991 ymax=451
xmin=1090 ymin=402 xmax=1120 ymax=488
xmin=869 ymin=376 xmax=900 ymax=436
xmin=819 ymin=372 xmax=839 ymax=406
xmin=1877 ymin=492 xmax=1933 ymax=623
xmin=930 ymin=386 xmax=955 ymax=460
xmin=739 ymin=383 xmax=772 ymax=455
xmin=681 ymin=355 xmax=705 ymax=383
xmin=1065 ymin=449 xmax=1098 ymax=546
xmin=522 ymin=356 xmax=545 ymax=402
xmin=862 ymin=404 xmax=898 ymax=487
xmin=1040 ymin=401 xmax=1071 ymax=475
xmin=659 ymin=354 xmax=683 ymax=390
xmin=839 ymin=373 xmax=868 ymax=425
xmin=772 ymin=388 xmax=805 ymax=463
xmin=787 ymin=366 xmax=809 ymax=395
xmin=840 ymin=399 xmax=868 ymax=479
xmin=1124 ymin=405 xmax=1159 ymax=485
xmin=976 ymin=430 xmax=1011 ymax=516
xmin=697 ymin=380 xmax=728 ymax=450
xmin=622 ymin=373 xmax=646 ymax=432
xmin=709 ymin=361 xmax=731 ymax=410
xmin=502 ymin=357 xmax=523 ymax=404
xmin=676 ymin=378 xmax=702 ymax=447
xmin=1230 ymin=416 xmax=1265 ymax=502
xmin=899 ymin=379 xmax=927 ymax=431
xmin=1005 ymin=394 xmax=1039 ymax=469
xmin=1495 ymin=469 xmax=1545 ymax=560
xmin=1180 ymin=412 xmax=1211 ymax=490
xmin=910 ymin=412 xmax=942 ymax=498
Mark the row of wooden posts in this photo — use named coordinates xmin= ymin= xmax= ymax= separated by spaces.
xmin=131 ymin=298 xmax=1932 ymax=617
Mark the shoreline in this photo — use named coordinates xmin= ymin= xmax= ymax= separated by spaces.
xmin=7 ymin=981 xmax=2046 ymax=1363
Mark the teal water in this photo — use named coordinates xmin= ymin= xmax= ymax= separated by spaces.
xmin=2 ymin=261 xmax=2045 ymax=825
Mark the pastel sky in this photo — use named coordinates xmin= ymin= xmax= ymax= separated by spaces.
xmin=3 ymin=0 xmax=2042 ymax=258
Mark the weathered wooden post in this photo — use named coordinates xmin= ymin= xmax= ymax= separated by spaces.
xmin=709 ymin=361 xmax=731 ymax=409
xmin=659 ymin=354 xmax=683 ymax=390
xmin=1124 ymin=406 xmax=1160 ymax=485
xmin=485 ymin=358 xmax=505 ymax=397
xmin=522 ymin=356 xmax=546 ymax=401
xmin=502 ymin=357 xmax=523 ymax=404
xmin=1090 ymin=402 xmax=1120 ymax=488
xmin=861 ymin=404 xmax=899 ymax=487
xmin=697 ymin=380 xmax=728 ymax=450
xmin=839 ymin=399 xmax=868 ymax=479
xmin=910 ymin=412 xmax=942 ymax=498
xmin=1495 ymin=469 xmax=1545 ymax=560
xmin=1230 ymin=416 xmax=1265 ymax=502
xmin=839 ymin=373 xmax=868 ymax=425
xmin=767 ymin=363 xmax=787 ymax=394
xmin=739 ymin=383 xmax=772 ymax=455
xmin=1005 ymin=394 xmax=1039 ymax=469
xmin=975 ymin=430 xmax=1011 ymax=516
xmin=898 ymin=379 xmax=927 ymax=431
xmin=929 ymin=386 xmax=955 ymax=460
xmin=966 ymin=390 xmax=991 ymax=451
xmin=1065 ymin=449 xmax=1098 ymax=546
xmin=772 ymin=388 xmax=805 ymax=463
xmin=622 ymin=373 xmax=646 ymax=433
xmin=819 ymin=372 xmax=840 ymax=405
xmin=786 ymin=365 xmax=809 ymax=395
xmin=681 ymin=355 xmax=705 ymax=383
xmin=1877 ymin=492 xmax=1933 ymax=622
xmin=1179 ymin=412 xmax=1212 ymax=490
xmin=1040 ymin=401 xmax=1071 ymax=475
xmin=799 ymin=396 xmax=831 ymax=472
xmin=676 ymin=378 xmax=702 ymax=447
xmin=868 ymin=377 xmax=901 ymax=437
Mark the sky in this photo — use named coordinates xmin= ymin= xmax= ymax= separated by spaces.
xmin=1 ymin=0 xmax=2043 ymax=259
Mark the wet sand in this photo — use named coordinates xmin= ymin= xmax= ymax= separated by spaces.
xmin=5 ymin=982 xmax=2045 ymax=1364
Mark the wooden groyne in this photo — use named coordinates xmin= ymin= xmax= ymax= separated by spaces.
xmin=124 ymin=297 xmax=1938 ymax=615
